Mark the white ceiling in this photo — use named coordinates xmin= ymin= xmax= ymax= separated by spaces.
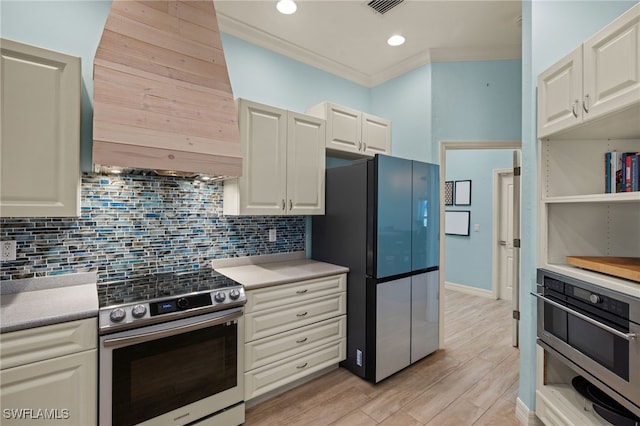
xmin=214 ymin=0 xmax=523 ymax=87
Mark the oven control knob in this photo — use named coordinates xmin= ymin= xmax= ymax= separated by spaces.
xmin=177 ymin=298 xmax=189 ymax=309
xmin=110 ymin=308 xmax=126 ymax=323
xmin=589 ymin=294 xmax=602 ymax=304
xmin=131 ymin=304 xmax=147 ymax=318
xmin=229 ymin=289 xmax=241 ymax=300
xmin=214 ymin=291 xmax=226 ymax=303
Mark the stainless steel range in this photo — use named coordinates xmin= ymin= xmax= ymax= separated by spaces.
xmin=98 ymin=269 xmax=246 ymax=426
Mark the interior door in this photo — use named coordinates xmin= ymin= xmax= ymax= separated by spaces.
xmin=498 ymin=171 xmax=515 ymax=302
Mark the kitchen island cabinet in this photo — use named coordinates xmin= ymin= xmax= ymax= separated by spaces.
xmin=224 ymin=99 xmax=326 ymax=216
xmin=0 ymin=39 xmax=81 ymax=217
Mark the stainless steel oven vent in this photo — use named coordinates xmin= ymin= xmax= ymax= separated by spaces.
xmin=366 ymin=0 xmax=404 ymax=15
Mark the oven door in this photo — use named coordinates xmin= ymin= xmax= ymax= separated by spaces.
xmin=535 ymin=290 xmax=640 ymax=413
xmin=99 ymin=308 xmax=244 ymax=426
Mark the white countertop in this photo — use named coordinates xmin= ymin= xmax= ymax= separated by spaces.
xmin=215 ymin=259 xmax=349 ymax=290
xmin=1 ymin=273 xmax=98 ymax=333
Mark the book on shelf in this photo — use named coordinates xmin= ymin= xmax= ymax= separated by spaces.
xmin=605 ymin=151 xmax=640 ymax=193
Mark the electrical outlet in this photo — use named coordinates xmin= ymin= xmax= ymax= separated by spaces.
xmin=1 ymin=241 xmax=17 ymax=261
xmin=268 ymin=228 xmax=277 ymax=242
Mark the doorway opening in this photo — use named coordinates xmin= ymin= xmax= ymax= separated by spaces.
xmin=438 ymin=140 xmax=522 ymax=350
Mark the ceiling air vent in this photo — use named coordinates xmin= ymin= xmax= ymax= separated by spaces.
xmin=366 ymin=0 xmax=404 ymax=15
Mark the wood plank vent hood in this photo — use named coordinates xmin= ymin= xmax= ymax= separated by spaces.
xmin=92 ymin=0 xmax=242 ymax=178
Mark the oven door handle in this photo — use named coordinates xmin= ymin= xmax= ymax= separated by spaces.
xmin=103 ymin=310 xmax=243 ymax=347
xmin=531 ymin=292 xmax=637 ymax=341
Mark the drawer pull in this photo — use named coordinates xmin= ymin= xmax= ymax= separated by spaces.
xmin=296 ymin=312 xmax=308 ymax=317
xmin=296 ymin=362 xmax=308 ymax=369
xmin=296 ymin=337 xmax=308 ymax=344
xmin=296 ymin=289 xmax=308 ymax=294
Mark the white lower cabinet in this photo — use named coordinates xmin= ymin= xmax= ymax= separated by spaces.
xmin=0 ymin=318 xmax=97 ymax=425
xmin=243 ymin=274 xmax=347 ymax=401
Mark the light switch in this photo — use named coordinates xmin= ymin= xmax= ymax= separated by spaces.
xmin=268 ymin=228 xmax=277 ymax=242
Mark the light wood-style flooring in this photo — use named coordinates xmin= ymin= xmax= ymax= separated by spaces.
xmin=245 ymin=288 xmax=520 ymax=425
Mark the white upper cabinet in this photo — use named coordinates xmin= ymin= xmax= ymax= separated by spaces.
xmin=538 ymin=5 xmax=640 ymax=138
xmin=224 ymin=99 xmax=325 ymax=216
xmin=307 ymin=102 xmax=391 ymax=158
xmin=583 ymin=7 xmax=640 ymax=121
xmin=538 ymin=48 xmax=583 ymax=137
xmin=0 ymin=39 xmax=81 ymax=217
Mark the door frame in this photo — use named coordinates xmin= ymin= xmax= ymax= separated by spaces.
xmin=438 ymin=140 xmax=522 ymax=349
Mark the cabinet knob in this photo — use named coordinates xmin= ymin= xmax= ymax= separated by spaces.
xmin=282 ymin=199 xmax=285 ymax=210
xmin=296 ymin=311 xmax=308 ymax=317
xmin=289 ymin=199 xmax=293 ymax=211
xmin=358 ymin=141 xmax=362 ymax=151
xmin=363 ymin=143 xmax=367 ymax=152
xmin=572 ymin=100 xmax=579 ymax=118
xmin=583 ymin=94 xmax=590 ymax=114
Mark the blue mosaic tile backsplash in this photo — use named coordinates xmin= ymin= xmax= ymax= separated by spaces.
xmin=0 ymin=174 xmax=305 ymax=283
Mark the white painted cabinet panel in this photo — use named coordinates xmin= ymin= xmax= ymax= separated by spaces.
xmin=244 ymin=273 xmax=347 ymax=402
xmin=537 ymin=4 xmax=640 ymax=139
xmin=583 ymin=6 xmax=640 ymax=121
xmin=224 ymin=99 xmax=325 ymax=215
xmin=0 ymin=319 xmax=97 ymax=426
xmin=537 ymin=48 xmax=583 ymax=138
xmin=0 ymin=39 xmax=81 ymax=217
xmin=307 ymin=102 xmax=391 ymax=158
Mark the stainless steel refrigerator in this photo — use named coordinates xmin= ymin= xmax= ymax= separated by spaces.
xmin=312 ymin=154 xmax=439 ymax=383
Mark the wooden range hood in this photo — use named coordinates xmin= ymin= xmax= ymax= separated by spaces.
xmin=93 ymin=0 xmax=242 ymax=178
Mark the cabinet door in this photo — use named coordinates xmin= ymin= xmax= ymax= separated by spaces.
xmin=238 ymin=99 xmax=287 ymax=215
xmin=286 ymin=112 xmax=326 ymax=215
xmin=537 ymin=47 xmax=583 ymax=138
xmin=583 ymin=5 xmax=640 ymax=122
xmin=325 ymin=103 xmax=361 ymax=155
xmin=1 ymin=350 xmax=97 ymax=426
xmin=0 ymin=39 xmax=81 ymax=217
xmin=362 ymin=113 xmax=391 ymax=156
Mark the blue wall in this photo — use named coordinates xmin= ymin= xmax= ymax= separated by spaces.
xmin=370 ymin=65 xmax=432 ymax=162
xmin=429 ymin=60 xmax=522 ymax=291
xmin=518 ymin=0 xmax=639 ymax=412
xmin=445 ymin=150 xmax=513 ymax=291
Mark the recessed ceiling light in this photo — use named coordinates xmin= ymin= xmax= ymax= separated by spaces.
xmin=277 ymin=0 xmax=297 ymax=15
xmin=387 ymin=34 xmax=406 ymax=47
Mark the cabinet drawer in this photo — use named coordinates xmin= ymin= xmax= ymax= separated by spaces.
xmin=245 ymin=293 xmax=346 ymax=342
xmin=245 ymin=316 xmax=345 ymax=371
xmin=245 ymin=274 xmax=346 ymax=313
xmin=245 ymin=339 xmax=346 ymax=401
xmin=536 ymin=390 xmax=573 ymax=426
xmin=0 ymin=318 xmax=97 ymax=370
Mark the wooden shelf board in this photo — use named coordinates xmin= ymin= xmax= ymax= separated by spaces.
xmin=566 ymin=256 xmax=640 ymax=283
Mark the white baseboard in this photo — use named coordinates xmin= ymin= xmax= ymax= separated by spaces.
xmin=516 ymin=397 xmax=541 ymax=425
xmin=445 ymin=281 xmax=494 ymax=299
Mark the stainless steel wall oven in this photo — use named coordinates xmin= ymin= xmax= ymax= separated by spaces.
xmin=534 ymin=269 xmax=640 ymax=417
xmin=98 ymin=271 xmax=246 ymax=425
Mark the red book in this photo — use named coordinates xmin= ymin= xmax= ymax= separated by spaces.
xmin=625 ymin=153 xmax=633 ymax=192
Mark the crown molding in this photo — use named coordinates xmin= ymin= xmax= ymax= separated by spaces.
xmin=217 ymin=13 xmax=522 ymax=88
xmin=217 ymin=12 xmax=374 ymax=87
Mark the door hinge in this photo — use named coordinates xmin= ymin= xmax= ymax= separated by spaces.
xmin=513 ymin=310 xmax=520 ymax=320
xmin=513 ymin=238 xmax=521 ymax=248
xmin=513 ymin=166 xmax=521 ymax=176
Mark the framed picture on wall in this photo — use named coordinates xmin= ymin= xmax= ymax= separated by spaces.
xmin=445 ymin=210 xmax=470 ymax=236
xmin=454 ymin=180 xmax=472 ymax=205
xmin=444 ymin=181 xmax=454 ymax=206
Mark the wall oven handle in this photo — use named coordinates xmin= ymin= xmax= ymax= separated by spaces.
xmin=103 ymin=310 xmax=243 ymax=347
xmin=531 ymin=292 xmax=637 ymax=341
